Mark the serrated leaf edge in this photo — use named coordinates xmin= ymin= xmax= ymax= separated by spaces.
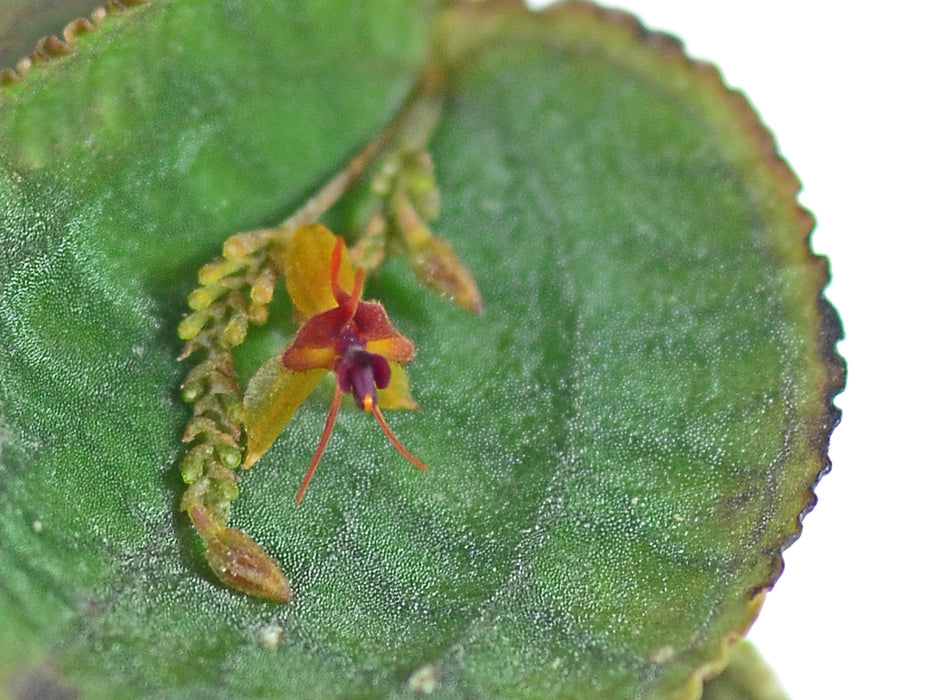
xmin=438 ymin=2 xmax=846 ymax=698
xmin=0 ymin=0 xmax=150 ymax=99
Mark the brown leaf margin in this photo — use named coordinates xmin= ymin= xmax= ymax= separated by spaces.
xmin=0 ymin=0 xmax=149 ymax=99
xmin=436 ymin=1 xmax=846 ymax=698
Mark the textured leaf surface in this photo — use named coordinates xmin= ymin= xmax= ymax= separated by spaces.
xmin=0 ymin=1 xmax=842 ymax=698
xmin=701 ymin=641 xmax=789 ymax=700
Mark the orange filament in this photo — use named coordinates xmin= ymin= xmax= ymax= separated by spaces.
xmin=295 ymin=387 xmax=428 ymax=504
xmin=372 ymin=404 xmax=428 ymax=473
xmin=295 ymin=383 xmax=343 ymax=505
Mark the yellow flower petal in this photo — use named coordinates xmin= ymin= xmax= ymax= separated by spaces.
xmin=285 ymin=224 xmax=356 ymax=317
xmin=377 ymin=362 xmax=418 ymax=411
xmin=243 ymin=354 xmax=327 ymax=468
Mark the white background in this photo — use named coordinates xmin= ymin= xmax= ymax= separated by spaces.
xmin=532 ymin=1 xmax=931 ymax=697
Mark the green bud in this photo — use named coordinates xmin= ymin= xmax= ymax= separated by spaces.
xmin=198 ymin=258 xmax=245 ymax=286
xmin=250 ymin=266 xmax=277 ymax=305
xmin=180 ymin=377 xmax=205 ymax=404
xmin=187 ymin=284 xmax=228 ymax=312
xmin=222 ymin=315 xmax=248 ymax=348
xmin=371 ymin=156 xmax=401 ymax=196
xmin=178 ymin=311 xmax=210 ymax=340
xmin=215 ymin=443 xmax=243 ymax=470
xmin=216 ymin=478 xmax=240 ymax=503
xmin=223 ymin=230 xmax=271 ymax=260
xmin=180 ymin=451 xmax=207 ymax=484
xmin=247 ymin=304 xmax=269 ymax=325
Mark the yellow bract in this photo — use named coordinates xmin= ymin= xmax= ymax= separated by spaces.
xmin=379 ymin=361 xmax=418 ymax=411
xmin=285 ymin=224 xmax=356 ymax=317
xmin=243 ymin=356 xmax=326 ymax=469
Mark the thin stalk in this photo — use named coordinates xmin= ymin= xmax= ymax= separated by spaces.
xmin=282 ymin=72 xmax=444 ymax=231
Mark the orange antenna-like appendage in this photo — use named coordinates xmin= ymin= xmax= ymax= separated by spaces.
xmin=371 ymin=404 xmax=428 ymax=473
xmin=295 ymin=383 xmax=344 ymax=504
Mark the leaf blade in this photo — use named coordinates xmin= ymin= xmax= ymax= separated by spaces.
xmin=0 ymin=2 xmax=843 ymax=698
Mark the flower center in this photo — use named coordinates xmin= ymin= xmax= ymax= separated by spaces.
xmin=334 ymin=335 xmax=391 ymax=412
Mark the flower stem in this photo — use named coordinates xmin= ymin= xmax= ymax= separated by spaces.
xmin=282 ymin=71 xmax=445 ymax=231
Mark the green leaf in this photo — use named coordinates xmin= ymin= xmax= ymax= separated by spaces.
xmin=0 ymin=1 xmax=843 ymax=698
xmin=700 ymin=641 xmax=789 ymax=700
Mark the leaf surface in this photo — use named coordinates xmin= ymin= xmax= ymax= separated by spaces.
xmin=0 ymin=1 xmax=843 ymax=698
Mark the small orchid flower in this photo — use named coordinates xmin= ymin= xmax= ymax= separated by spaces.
xmin=242 ymin=224 xmax=426 ymax=504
